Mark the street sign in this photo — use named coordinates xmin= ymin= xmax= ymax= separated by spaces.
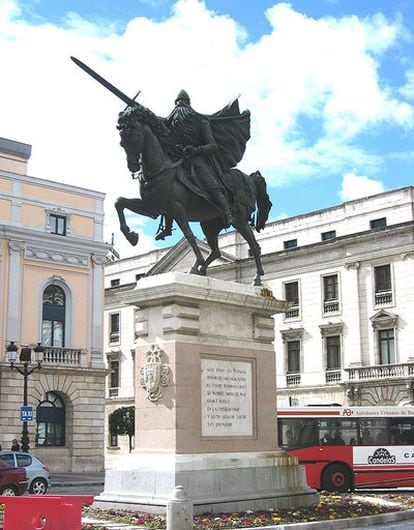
xmin=20 ymin=406 xmax=33 ymax=422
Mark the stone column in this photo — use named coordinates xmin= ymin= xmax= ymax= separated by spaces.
xmin=6 ymin=240 xmax=25 ymax=342
xmin=90 ymin=254 xmax=107 ymax=369
xmin=344 ymin=261 xmax=362 ymax=368
xmin=96 ymin=272 xmax=317 ymax=514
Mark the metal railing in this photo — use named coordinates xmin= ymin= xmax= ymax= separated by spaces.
xmin=347 ymin=362 xmax=414 ymax=381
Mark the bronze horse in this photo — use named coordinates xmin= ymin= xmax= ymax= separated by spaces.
xmin=115 ymin=108 xmax=272 ymax=286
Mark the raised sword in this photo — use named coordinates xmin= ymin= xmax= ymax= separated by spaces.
xmin=70 ymin=56 xmax=140 ymax=107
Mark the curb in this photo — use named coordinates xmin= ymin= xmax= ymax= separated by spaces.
xmin=81 ymin=508 xmax=414 ymax=530
xmin=52 ymin=481 xmax=104 ymax=488
xmin=234 ymin=507 xmax=414 ymax=529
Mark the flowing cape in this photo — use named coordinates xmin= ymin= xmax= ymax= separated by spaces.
xmin=204 ymin=98 xmax=251 ymax=175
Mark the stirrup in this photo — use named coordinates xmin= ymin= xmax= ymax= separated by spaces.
xmin=155 ymin=227 xmax=172 ymax=241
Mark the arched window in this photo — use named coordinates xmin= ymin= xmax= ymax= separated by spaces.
xmin=42 ymin=285 xmax=65 ymax=347
xmin=36 ymin=392 xmax=65 ymax=446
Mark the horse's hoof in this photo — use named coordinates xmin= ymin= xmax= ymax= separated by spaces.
xmin=189 ymin=267 xmax=202 ymax=275
xmin=127 ymin=231 xmax=139 ymax=246
xmin=253 ymin=278 xmax=262 ymax=286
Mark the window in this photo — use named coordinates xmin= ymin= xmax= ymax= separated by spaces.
xmin=321 ymin=230 xmax=336 ymax=241
xmin=109 ymin=360 xmax=120 ymax=397
xmin=323 ymin=274 xmax=339 ymax=314
xmin=370 ymin=217 xmax=386 ymax=230
xmin=50 ymin=214 xmax=66 ymax=236
xmin=284 ymin=239 xmax=297 ymax=250
xmin=42 ymin=285 xmax=65 ymax=347
xmin=374 ymin=264 xmax=392 ymax=305
xmin=109 ymin=313 xmax=120 ymax=344
xmin=326 ymin=335 xmax=341 ymax=370
xmin=287 ymin=341 xmax=300 ymax=373
xmin=36 ymin=392 xmax=65 ymax=447
xmin=110 ymin=279 xmax=120 ymax=287
xmin=109 ymin=433 xmax=118 ymax=447
xmin=379 ymin=329 xmax=395 ymax=364
xmin=284 ymin=281 xmax=299 ymax=319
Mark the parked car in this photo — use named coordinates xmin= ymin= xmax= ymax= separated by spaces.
xmin=0 ymin=460 xmax=28 ymax=495
xmin=0 ymin=451 xmax=50 ymax=494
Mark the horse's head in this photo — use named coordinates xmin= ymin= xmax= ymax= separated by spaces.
xmin=117 ymin=108 xmax=144 ymax=176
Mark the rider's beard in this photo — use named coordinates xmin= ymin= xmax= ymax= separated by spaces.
xmin=169 ymin=106 xmax=201 ymax=145
xmin=169 ymin=105 xmax=194 ymax=126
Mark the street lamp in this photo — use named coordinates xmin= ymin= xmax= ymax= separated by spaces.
xmin=6 ymin=341 xmax=45 ymax=452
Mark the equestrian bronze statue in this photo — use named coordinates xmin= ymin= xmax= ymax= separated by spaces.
xmin=71 ymin=57 xmax=272 ymax=285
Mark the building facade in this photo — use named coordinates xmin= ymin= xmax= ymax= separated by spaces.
xmin=104 ymin=186 xmax=414 ymax=460
xmin=0 ymin=137 xmax=109 ymax=472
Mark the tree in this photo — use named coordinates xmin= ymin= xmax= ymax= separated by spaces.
xmin=109 ymin=406 xmax=135 ymax=452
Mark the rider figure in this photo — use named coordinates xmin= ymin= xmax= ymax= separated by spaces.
xmin=155 ymin=89 xmax=234 ymax=240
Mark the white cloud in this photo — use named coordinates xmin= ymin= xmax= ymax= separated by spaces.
xmin=0 ymin=0 xmax=412 ymax=256
xmin=340 ymin=171 xmax=385 ymax=202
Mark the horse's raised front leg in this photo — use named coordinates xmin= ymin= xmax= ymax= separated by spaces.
xmin=115 ymin=197 xmax=157 ymax=246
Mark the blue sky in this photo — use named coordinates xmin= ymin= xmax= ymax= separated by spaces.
xmin=1 ymin=0 xmax=414 ymax=257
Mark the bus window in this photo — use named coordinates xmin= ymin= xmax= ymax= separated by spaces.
xmin=278 ymin=418 xmax=318 ymax=449
xmin=318 ymin=419 xmax=358 ymax=446
xmin=359 ymin=419 xmax=388 ymax=445
xmin=390 ymin=419 xmax=414 ymax=444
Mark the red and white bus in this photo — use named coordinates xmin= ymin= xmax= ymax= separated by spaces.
xmin=277 ymin=406 xmax=414 ymax=491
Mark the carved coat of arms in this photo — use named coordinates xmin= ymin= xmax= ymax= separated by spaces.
xmin=140 ymin=344 xmax=170 ymax=402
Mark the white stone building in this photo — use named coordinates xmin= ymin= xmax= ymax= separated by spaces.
xmin=104 ymin=186 xmax=414 ymax=460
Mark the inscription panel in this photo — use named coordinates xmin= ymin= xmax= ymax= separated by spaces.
xmin=201 ymin=357 xmax=253 ymax=437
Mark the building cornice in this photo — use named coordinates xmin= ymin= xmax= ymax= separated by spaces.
xmin=210 ymin=221 xmax=414 ymax=279
xmin=0 ymin=169 xmax=105 ymax=200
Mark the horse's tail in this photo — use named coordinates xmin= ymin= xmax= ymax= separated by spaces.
xmin=252 ymin=170 xmax=272 ymax=232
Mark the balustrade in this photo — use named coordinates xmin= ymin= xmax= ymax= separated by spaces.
xmin=347 ymin=362 xmax=414 ymax=381
xmin=286 ymin=373 xmax=301 ymax=386
xmin=43 ymin=347 xmax=83 ymax=366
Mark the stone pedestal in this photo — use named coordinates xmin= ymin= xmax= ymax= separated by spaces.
xmin=95 ymin=272 xmax=317 ymax=514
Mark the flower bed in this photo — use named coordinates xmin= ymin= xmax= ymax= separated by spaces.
xmin=80 ymin=492 xmax=414 ymax=529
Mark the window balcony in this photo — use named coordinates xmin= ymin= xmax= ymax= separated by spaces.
xmin=109 ymin=387 xmax=119 ymax=398
xmin=346 ymin=362 xmax=414 ymax=382
xmin=109 ymin=332 xmax=120 ymax=344
xmin=323 ymin=299 xmax=340 ymax=314
xmin=285 ymin=305 xmax=300 ymax=320
xmin=326 ymin=369 xmax=342 ymax=383
xmin=286 ymin=373 xmax=301 ymax=386
xmin=375 ymin=290 xmax=393 ymax=306
xmin=43 ymin=347 xmax=83 ymax=366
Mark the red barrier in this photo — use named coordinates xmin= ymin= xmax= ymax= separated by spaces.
xmin=0 ymin=495 xmax=94 ymax=530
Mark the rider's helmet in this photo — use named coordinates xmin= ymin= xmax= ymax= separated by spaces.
xmin=175 ymin=89 xmax=191 ymax=106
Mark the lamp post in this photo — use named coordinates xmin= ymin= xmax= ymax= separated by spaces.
xmin=6 ymin=341 xmax=44 ymax=452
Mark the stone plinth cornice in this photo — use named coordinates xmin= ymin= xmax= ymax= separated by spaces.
xmin=124 ymin=272 xmax=288 ymax=316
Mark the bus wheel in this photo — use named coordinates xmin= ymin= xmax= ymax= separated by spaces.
xmin=322 ymin=464 xmax=352 ymax=492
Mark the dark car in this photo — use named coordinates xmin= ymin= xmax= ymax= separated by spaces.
xmin=0 ymin=460 xmax=28 ymax=495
